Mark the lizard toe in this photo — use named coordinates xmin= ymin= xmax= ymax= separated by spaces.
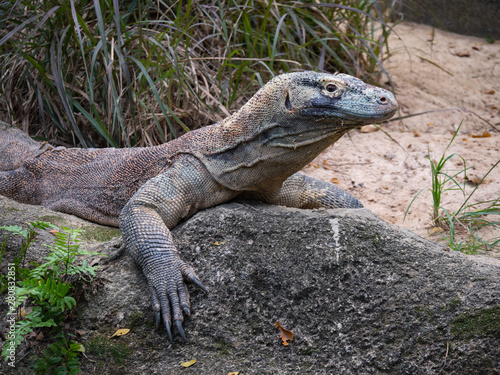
xmin=178 ymin=282 xmax=191 ymax=317
xmin=158 ymin=290 xmax=174 ymax=343
xmin=181 ymin=263 xmax=208 ymax=292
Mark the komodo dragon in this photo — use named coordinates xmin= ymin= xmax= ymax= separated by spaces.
xmin=0 ymin=71 xmax=398 ymax=343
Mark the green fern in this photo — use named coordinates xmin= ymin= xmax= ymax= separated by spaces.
xmin=34 ymin=332 xmax=84 ymax=375
xmin=30 ymin=227 xmax=98 ymax=279
xmin=1 ymin=223 xmax=100 ymax=374
xmin=0 ymin=221 xmax=53 ymax=278
xmin=5 ymin=309 xmax=58 ymax=355
xmin=17 ymin=277 xmax=76 ymax=313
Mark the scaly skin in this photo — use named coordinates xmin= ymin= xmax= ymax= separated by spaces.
xmin=0 ymin=71 xmax=398 ymax=343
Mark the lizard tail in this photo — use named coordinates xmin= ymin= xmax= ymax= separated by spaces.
xmin=0 ymin=126 xmax=48 ymax=204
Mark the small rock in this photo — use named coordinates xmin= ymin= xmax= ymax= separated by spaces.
xmin=360 ymin=125 xmax=379 ymax=133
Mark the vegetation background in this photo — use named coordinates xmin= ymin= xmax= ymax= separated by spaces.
xmin=0 ymin=0 xmax=395 ymax=148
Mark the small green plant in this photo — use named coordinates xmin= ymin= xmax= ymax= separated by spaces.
xmin=1 ymin=221 xmax=52 ymax=285
xmin=87 ymin=335 xmax=131 ymax=365
xmin=1 ymin=222 xmax=100 ymax=374
xmin=34 ymin=332 xmax=85 ymax=375
xmin=406 ymin=122 xmax=469 ymax=225
xmin=405 ymin=123 xmax=500 ymax=253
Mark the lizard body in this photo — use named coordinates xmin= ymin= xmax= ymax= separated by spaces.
xmin=0 ymin=71 xmax=398 ymax=343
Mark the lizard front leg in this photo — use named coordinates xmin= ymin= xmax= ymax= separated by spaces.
xmin=119 ymin=155 xmax=236 ymax=343
xmin=249 ymin=172 xmax=363 ymax=209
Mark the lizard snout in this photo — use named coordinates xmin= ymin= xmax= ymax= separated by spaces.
xmin=375 ymin=90 xmax=397 ymax=107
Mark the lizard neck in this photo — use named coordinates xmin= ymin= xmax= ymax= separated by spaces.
xmin=189 ymin=80 xmax=350 ymax=192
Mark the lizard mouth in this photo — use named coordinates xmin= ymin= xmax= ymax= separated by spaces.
xmin=301 ymin=104 xmax=398 ymax=124
xmin=304 ymin=93 xmax=399 ymax=124
xmin=339 ymin=104 xmax=398 ymax=120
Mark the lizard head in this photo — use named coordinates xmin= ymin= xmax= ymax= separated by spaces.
xmin=281 ymin=71 xmax=398 ymax=126
xmin=198 ymin=71 xmax=398 ymax=191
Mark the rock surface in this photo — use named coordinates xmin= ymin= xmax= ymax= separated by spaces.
xmin=1 ymin=197 xmax=499 ymax=374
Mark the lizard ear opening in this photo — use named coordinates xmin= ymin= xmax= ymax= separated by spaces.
xmin=285 ymin=90 xmax=292 ymax=111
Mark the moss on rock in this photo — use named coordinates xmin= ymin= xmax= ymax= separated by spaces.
xmin=80 ymin=226 xmax=121 ymax=242
xmin=451 ymin=305 xmax=500 ymax=340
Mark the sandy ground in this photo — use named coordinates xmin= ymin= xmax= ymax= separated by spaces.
xmin=302 ymin=22 xmax=500 ymax=257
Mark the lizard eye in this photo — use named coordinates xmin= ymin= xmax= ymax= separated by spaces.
xmin=325 ymin=84 xmax=338 ymax=93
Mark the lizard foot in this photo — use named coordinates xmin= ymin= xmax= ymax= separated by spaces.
xmin=144 ymin=256 xmax=207 ymax=344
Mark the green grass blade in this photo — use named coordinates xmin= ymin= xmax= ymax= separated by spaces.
xmin=69 ymin=99 xmax=118 ymax=147
xmin=50 ymin=31 xmax=87 ymax=147
xmin=0 ymin=12 xmax=45 ymax=47
xmin=454 ymin=159 xmax=500 ymax=219
xmin=129 ymin=56 xmax=190 ymax=136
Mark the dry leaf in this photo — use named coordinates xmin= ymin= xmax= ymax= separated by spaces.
xmin=228 ymin=372 xmax=239 ymax=375
xmin=276 ymin=321 xmax=293 ymax=346
xmin=181 ymin=359 xmax=197 ymax=367
xmin=482 ymin=89 xmax=495 ymax=95
xmin=455 ymin=51 xmax=470 ymax=57
xmin=413 ymin=130 xmax=421 ymax=137
xmin=110 ymin=328 xmax=130 ymax=338
xmin=426 ymin=123 xmax=434 ymax=127
xmin=471 ymin=132 xmax=491 ymax=138
xmin=312 ymin=163 xmax=319 ymax=169
xmin=323 ymin=160 xmax=327 ymax=165
xmin=49 ymin=229 xmax=59 ymax=235
xmin=214 ymin=241 xmax=227 ymax=246
xmin=429 ymin=227 xmax=444 ymax=235
xmin=330 ymin=177 xmax=340 ymax=184
xmin=20 ymin=306 xmax=32 ymax=317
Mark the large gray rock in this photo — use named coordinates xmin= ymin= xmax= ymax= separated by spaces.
xmin=0 ymin=197 xmax=499 ymax=374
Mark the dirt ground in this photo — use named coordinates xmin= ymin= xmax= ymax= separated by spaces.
xmin=303 ymin=22 xmax=500 ymax=257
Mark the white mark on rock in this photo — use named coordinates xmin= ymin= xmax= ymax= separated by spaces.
xmin=329 ymin=218 xmax=341 ymax=264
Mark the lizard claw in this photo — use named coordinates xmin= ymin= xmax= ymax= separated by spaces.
xmin=165 ymin=319 xmax=173 ymax=344
xmin=155 ymin=311 xmax=161 ymax=330
xmin=192 ymin=279 xmax=208 ymax=293
xmin=176 ymin=320 xmax=186 ymax=341
xmin=180 ymin=263 xmax=209 ymax=293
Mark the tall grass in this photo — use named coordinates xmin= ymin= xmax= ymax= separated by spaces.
xmin=0 ymin=0 xmax=397 ymax=148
